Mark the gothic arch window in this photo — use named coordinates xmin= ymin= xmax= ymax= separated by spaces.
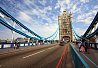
xmin=63 ymin=22 xmax=68 ymax=28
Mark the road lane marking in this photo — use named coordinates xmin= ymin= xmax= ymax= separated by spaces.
xmin=23 ymin=50 xmax=45 ymax=59
xmin=48 ymin=47 xmax=54 ymax=49
xmin=23 ymin=46 xmax=55 ymax=59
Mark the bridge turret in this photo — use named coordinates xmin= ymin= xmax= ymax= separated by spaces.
xmin=58 ymin=10 xmax=73 ymax=42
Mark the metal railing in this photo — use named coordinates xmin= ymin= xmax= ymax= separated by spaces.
xmin=0 ymin=42 xmax=55 ymax=49
xmin=0 ymin=42 xmax=32 ymax=49
xmin=89 ymin=43 xmax=98 ymax=50
xmin=69 ymin=43 xmax=89 ymax=68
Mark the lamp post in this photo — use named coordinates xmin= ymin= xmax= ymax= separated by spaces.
xmin=11 ymin=21 xmax=16 ymax=43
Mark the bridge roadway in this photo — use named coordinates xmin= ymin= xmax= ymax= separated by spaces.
xmin=0 ymin=44 xmax=74 ymax=68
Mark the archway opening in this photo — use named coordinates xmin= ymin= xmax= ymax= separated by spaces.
xmin=62 ymin=36 xmax=70 ymax=42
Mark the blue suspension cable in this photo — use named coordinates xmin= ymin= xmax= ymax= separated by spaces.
xmin=0 ymin=7 xmax=42 ymax=39
xmin=0 ymin=17 xmax=39 ymax=40
xmin=72 ymin=25 xmax=82 ymax=39
xmin=51 ymin=29 xmax=58 ymax=40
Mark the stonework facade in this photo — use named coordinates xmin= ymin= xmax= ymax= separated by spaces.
xmin=58 ymin=10 xmax=73 ymax=42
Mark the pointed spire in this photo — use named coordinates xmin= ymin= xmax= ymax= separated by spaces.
xmin=63 ymin=9 xmax=67 ymax=16
xmin=63 ymin=9 xmax=66 ymax=12
xmin=69 ymin=11 xmax=72 ymax=18
xmin=70 ymin=11 xmax=72 ymax=15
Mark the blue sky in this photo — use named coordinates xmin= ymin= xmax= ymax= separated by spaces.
xmin=0 ymin=0 xmax=98 ymax=40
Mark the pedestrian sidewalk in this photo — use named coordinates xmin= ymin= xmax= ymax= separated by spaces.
xmin=74 ymin=44 xmax=98 ymax=67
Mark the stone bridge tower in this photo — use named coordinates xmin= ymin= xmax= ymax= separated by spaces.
xmin=58 ymin=10 xmax=73 ymax=42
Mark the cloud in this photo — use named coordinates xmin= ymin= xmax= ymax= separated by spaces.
xmin=22 ymin=1 xmax=53 ymax=24
xmin=31 ymin=6 xmax=53 ymax=24
xmin=75 ymin=28 xmax=86 ymax=36
xmin=0 ymin=29 xmax=25 ymax=40
xmin=55 ymin=0 xmax=81 ymax=14
xmin=65 ymin=0 xmax=70 ymax=5
xmin=80 ymin=0 xmax=90 ymax=3
xmin=55 ymin=0 xmax=67 ymax=14
xmin=18 ymin=12 xmax=31 ymax=22
xmin=72 ymin=5 xmax=76 ymax=11
xmin=94 ymin=5 xmax=98 ymax=10
xmin=16 ymin=8 xmax=58 ymax=39
xmin=76 ymin=9 xmax=97 ymax=24
xmin=24 ymin=0 xmax=35 ymax=5
xmin=55 ymin=2 xmax=60 ymax=9
xmin=38 ymin=0 xmax=47 ymax=6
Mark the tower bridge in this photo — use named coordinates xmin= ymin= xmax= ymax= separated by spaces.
xmin=0 ymin=7 xmax=98 ymax=68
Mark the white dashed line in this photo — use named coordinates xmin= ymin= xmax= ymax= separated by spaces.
xmin=48 ymin=47 xmax=54 ymax=49
xmin=23 ymin=46 xmax=55 ymax=59
xmin=23 ymin=50 xmax=45 ymax=59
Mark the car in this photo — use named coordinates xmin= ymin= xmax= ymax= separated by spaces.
xmin=59 ymin=41 xmax=65 ymax=46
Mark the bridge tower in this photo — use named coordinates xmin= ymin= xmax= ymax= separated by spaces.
xmin=58 ymin=10 xmax=73 ymax=42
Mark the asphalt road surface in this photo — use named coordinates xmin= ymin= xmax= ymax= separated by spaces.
xmin=0 ymin=44 xmax=67 ymax=68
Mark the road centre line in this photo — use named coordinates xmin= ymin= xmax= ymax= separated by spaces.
xmin=23 ymin=46 xmax=55 ymax=59
xmin=23 ymin=50 xmax=45 ymax=59
xmin=48 ymin=47 xmax=54 ymax=49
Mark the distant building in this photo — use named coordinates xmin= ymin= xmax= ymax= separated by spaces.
xmin=15 ymin=37 xmax=25 ymax=42
xmin=58 ymin=10 xmax=73 ymax=42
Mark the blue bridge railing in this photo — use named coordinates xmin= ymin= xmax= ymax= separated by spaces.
xmin=69 ymin=43 xmax=89 ymax=68
xmin=0 ymin=42 xmax=32 ymax=49
xmin=89 ymin=43 xmax=98 ymax=50
xmin=0 ymin=41 xmax=55 ymax=49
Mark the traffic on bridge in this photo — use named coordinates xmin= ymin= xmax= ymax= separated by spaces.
xmin=0 ymin=0 xmax=98 ymax=68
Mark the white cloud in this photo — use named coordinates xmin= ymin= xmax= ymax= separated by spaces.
xmin=55 ymin=3 xmax=60 ymax=9
xmin=80 ymin=0 xmax=90 ymax=3
xmin=17 ymin=8 xmax=58 ymax=39
xmin=24 ymin=0 xmax=35 ymax=5
xmin=38 ymin=0 xmax=47 ymax=6
xmin=0 ymin=29 xmax=25 ymax=40
xmin=42 ymin=6 xmax=52 ymax=14
xmin=55 ymin=0 xmax=81 ymax=14
xmin=23 ymin=1 xmax=53 ymax=24
xmin=75 ymin=28 xmax=86 ymax=36
xmin=65 ymin=0 xmax=70 ymax=5
xmin=56 ymin=0 xmax=67 ymax=14
xmin=72 ymin=5 xmax=76 ymax=11
xmin=18 ymin=12 xmax=31 ymax=22
xmin=94 ymin=5 xmax=98 ymax=10
xmin=77 ymin=10 xmax=97 ymax=24
xmin=31 ymin=6 xmax=53 ymax=24
xmin=30 ymin=22 xmax=58 ymax=38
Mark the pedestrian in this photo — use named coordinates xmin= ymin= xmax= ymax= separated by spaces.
xmin=80 ymin=44 xmax=85 ymax=53
xmin=14 ymin=41 xmax=17 ymax=49
xmin=78 ymin=41 xmax=82 ymax=52
xmin=85 ymin=40 xmax=90 ymax=53
xmin=17 ymin=41 xmax=20 ymax=49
